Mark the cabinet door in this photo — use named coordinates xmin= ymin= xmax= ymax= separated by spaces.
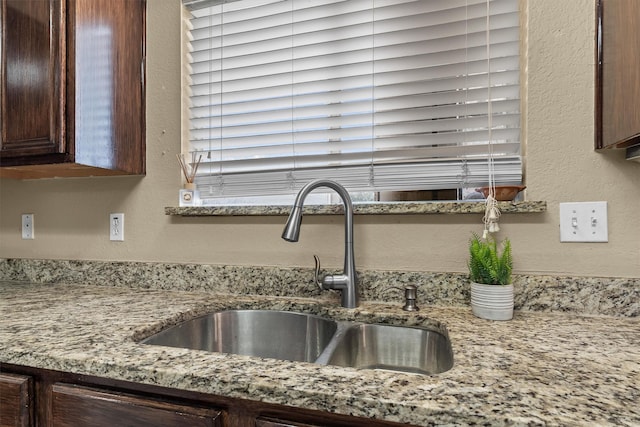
xmin=51 ymin=384 xmax=221 ymax=427
xmin=0 ymin=0 xmax=65 ymax=158
xmin=67 ymin=0 xmax=146 ymax=174
xmin=0 ymin=373 xmax=33 ymax=427
xmin=596 ymin=0 xmax=640 ymax=149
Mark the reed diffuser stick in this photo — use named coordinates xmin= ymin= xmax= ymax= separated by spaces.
xmin=177 ymin=153 xmax=202 ymax=184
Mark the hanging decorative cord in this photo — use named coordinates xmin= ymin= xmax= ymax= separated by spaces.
xmin=482 ymin=0 xmax=501 ymax=239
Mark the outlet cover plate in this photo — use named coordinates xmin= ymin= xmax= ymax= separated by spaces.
xmin=109 ymin=213 xmax=125 ymax=241
xmin=21 ymin=214 xmax=34 ymax=239
xmin=559 ymin=201 xmax=608 ymax=242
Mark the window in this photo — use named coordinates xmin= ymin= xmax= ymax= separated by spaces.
xmin=183 ymin=0 xmax=521 ymax=204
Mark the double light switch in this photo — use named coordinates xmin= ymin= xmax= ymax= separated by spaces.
xmin=559 ymin=201 xmax=608 ymax=243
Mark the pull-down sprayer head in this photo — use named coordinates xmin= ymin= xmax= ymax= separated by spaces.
xmin=281 ymin=206 xmax=303 ymax=242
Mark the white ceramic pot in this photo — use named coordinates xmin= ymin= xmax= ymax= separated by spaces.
xmin=470 ymin=282 xmax=514 ymax=321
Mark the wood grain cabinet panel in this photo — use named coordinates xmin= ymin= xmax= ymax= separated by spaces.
xmin=0 ymin=0 xmax=64 ymax=158
xmin=51 ymin=384 xmax=221 ymax=427
xmin=256 ymin=418 xmax=325 ymax=427
xmin=0 ymin=0 xmax=145 ymax=179
xmin=0 ymin=373 xmax=33 ymax=427
xmin=1 ymin=364 xmax=410 ymax=427
xmin=596 ymin=0 xmax=640 ymax=150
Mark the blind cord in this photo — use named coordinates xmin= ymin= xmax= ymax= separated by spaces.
xmin=483 ymin=0 xmax=501 ymax=238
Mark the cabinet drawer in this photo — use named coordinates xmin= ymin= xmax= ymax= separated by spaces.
xmin=51 ymin=384 xmax=221 ymax=427
xmin=256 ymin=418 xmax=323 ymax=427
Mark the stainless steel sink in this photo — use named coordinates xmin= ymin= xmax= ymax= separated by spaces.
xmin=142 ymin=310 xmax=453 ymax=375
xmin=141 ymin=310 xmax=337 ymax=363
xmin=324 ymin=323 xmax=454 ymax=375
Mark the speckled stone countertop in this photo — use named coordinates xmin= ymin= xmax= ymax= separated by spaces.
xmin=165 ymin=200 xmax=547 ymax=216
xmin=2 ymin=258 xmax=638 ymax=317
xmin=1 ymin=281 xmax=638 ymax=426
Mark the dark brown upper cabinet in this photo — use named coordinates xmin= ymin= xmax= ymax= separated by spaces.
xmin=0 ymin=0 xmax=145 ymax=179
xmin=595 ymin=0 xmax=640 ymax=151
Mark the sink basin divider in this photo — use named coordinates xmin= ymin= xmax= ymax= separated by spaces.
xmin=313 ymin=321 xmax=358 ymax=366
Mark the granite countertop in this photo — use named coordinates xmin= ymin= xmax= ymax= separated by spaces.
xmin=164 ymin=200 xmax=547 ymax=216
xmin=1 ymin=281 xmax=638 ymax=426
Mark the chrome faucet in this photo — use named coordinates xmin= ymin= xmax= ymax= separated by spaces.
xmin=282 ymin=179 xmax=359 ymax=308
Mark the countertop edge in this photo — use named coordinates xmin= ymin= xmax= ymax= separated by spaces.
xmin=165 ymin=201 xmax=547 ymax=216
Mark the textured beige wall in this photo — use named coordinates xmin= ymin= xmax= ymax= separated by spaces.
xmin=1 ymin=0 xmax=639 ymax=277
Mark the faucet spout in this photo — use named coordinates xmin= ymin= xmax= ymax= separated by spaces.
xmin=281 ymin=179 xmax=358 ymax=308
xmin=282 ymin=205 xmax=303 ymax=242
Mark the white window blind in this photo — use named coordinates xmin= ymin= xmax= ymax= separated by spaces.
xmin=183 ymin=0 xmax=521 ymax=200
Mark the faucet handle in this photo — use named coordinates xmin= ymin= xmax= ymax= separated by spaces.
xmin=313 ymin=255 xmax=323 ymax=291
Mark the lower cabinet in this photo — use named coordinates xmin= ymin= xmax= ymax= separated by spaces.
xmin=0 ymin=373 xmax=33 ymax=427
xmin=0 ymin=364 xmax=408 ymax=427
xmin=51 ymin=384 xmax=221 ymax=427
xmin=256 ymin=418 xmax=324 ymax=427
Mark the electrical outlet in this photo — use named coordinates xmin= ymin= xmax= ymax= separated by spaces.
xmin=109 ymin=213 xmax=125 ymax=241
xmin=559 ymin=202 xmax=608 ymax=242
xmin=22 ymin=214 xmax=35 ymax=239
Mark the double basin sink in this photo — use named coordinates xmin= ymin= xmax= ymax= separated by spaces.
xmin=142 ymin=310 xmax=453 ymax=375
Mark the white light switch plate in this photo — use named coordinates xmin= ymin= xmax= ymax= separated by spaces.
xmin=559 ymin=202 xmax=608 ymax=242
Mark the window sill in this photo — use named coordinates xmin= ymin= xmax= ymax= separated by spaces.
xmin=165 ymin=201 xmax=546 ymax=216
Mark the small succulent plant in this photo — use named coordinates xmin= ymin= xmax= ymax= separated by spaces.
xmin=468 ymin=233 xmax=512 ymax=285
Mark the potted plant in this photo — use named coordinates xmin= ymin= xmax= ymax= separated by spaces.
xmin=468 ymin=233 xmax=514 ymax=320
